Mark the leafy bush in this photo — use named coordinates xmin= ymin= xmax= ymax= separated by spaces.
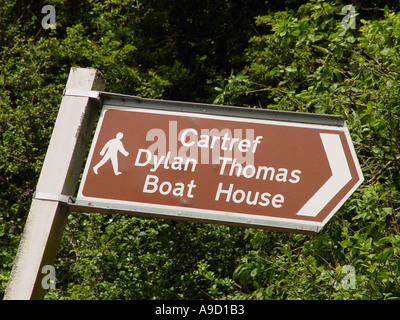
xmin=215 ymin=0 xmax=400 ymax=299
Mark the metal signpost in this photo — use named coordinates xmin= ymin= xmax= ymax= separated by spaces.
xmin=72 ymin=92 xmax=363 ymax=234
xmin=4 ymin=67 xmax=363 ymax=300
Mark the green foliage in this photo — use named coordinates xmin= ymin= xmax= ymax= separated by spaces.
xmin=215 ymin=0 xmax=400 ymax=299
xmin=53 ymin=214 xmax=245 ymax=300
xmin=1 ymin=0 xmax=400 ymax=300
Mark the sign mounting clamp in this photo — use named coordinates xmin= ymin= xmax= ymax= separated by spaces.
xmin=63 ymin=89 xmax=101 ymax=100
xmin=33 ymin=191 xmax=75 ymax=204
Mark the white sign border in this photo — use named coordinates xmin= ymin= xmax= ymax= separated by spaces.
xmin=75 ymin=103 xmax=363 ymax=234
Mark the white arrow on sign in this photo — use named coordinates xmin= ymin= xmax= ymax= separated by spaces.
xmin=296 ymin=133 xmax=352 ymax=217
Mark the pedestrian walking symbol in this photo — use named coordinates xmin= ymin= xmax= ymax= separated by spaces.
xmin=93 ymin=132 xmax=129 ymax=175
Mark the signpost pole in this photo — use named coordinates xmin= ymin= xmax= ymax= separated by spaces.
xmin=4 ymin=67 xmax=105 ymax=300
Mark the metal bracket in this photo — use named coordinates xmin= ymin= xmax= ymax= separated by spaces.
xmin=63 ymin=89 xmax=101 ymax=100
xmin=33 ymin=191 xmax=75 ymax=204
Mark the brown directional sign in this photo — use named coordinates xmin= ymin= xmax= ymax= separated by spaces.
xmin=75 ymin=98 xmax=363 ymax=234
